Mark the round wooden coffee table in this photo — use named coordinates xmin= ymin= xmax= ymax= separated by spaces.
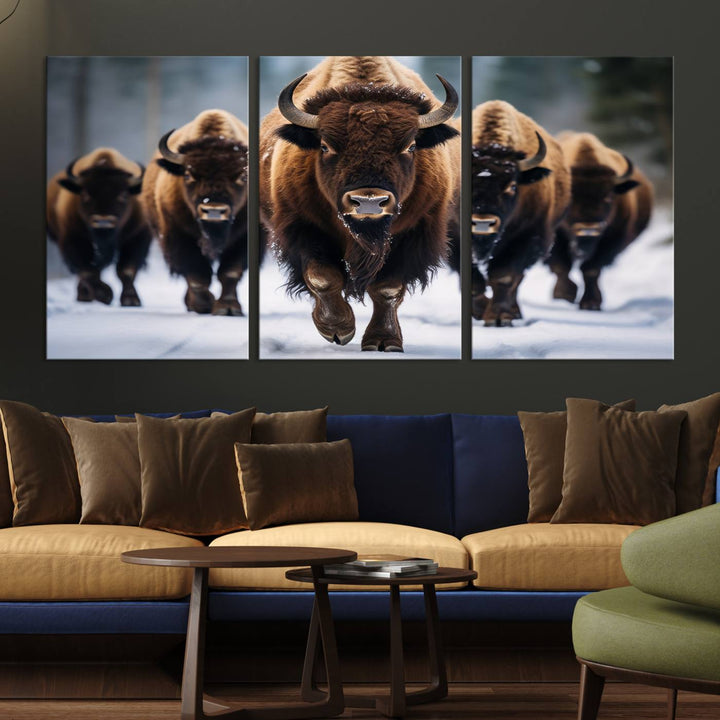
xmin=122 ymin=546 xmax=356 ymax=720
xmin=286 ymin=566 xmax=477 ymax=718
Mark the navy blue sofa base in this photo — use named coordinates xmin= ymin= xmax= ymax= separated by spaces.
xmin=0 ymin=591 xmax=586 ymax=634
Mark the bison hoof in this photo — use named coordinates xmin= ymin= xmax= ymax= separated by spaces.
xmin=471 ymin=294 xmax=489 ymax=321
xmin=579 ymin=298 xmax=602 ymax=311
xmin=511 ymin=304 xmax=522 ymax=320
xmin=313 ymin=304 xmax=356 ymax=346
xmin=483 ymin=308 xmax=515 ymax=327
xmin=77 ymin=284 xmax=93 ymax=303
xmin=553 ymin=279 xmax=578 ymax=303
xmin=78 ymin=280 xmax=113 ymax=304
xmin=212 ymin=298 xmax=244 ymax=317
xmin=93 ymin=282 xmax=114 ymax=305
xmin=319 ymin=328 xmax=355 ymax=346
xmin=120 ymin=292 xmax=141 ymax=307
xmin=185 ymin=288 xmax=215 ymax=314
xmin=361 ymin=340 xmax=404 ymax=352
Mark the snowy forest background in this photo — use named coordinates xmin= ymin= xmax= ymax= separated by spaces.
xmin=471 ymin=57 xmax=673 ymax=359
xmin=46 ymin=57 xmax=249 ymax=359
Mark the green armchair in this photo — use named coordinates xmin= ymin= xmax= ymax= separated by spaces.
xmin=572 ymin=503 xmax=720 ymax=720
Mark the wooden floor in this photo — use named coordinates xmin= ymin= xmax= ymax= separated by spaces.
xmin=1 ymin=683 xmax=719 ymax=719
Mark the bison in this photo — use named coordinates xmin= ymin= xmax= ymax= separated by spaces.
xmin=259 ymin=56 xmax=460 ymax=352
xmin=468 ymin=101 xmax=571 ymax=326
xmin=46 ymin=148 xmax=150 ymax=305
xmin=548 ymin=131 xmax=653 ymax=310
xmin=142 ymin=109 xmax=249 ymax=315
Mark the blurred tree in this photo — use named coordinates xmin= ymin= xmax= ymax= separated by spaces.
xmin=584 ymin=57 xmax=672 ymax=166
xmin=71 ymin=56 xmax=89 ymax=158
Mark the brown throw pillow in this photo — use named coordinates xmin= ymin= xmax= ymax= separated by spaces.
xmin=519 ymin=399 xmax=636 ymax=522
xmin=235 ymin=440 xmax=358 ymax=530
xmin=212 ymin=407 xmax=328 ymax=444
xmin=62 ymin=417 xmax=141 ymax=525
xmin=552 ymin=398 xmax=686 ymax=525
xmin=0 ymin=424 xmax=13 ymax=528
xmin=704 ymin=425 xmax=720 ymax=507
xmin=138 ymin=409 xmax=255 ymax=536
xmin=0 ymin=400 xmax=81 ymax=526
xmin=658 ymin=393 xmax=720 ymax=514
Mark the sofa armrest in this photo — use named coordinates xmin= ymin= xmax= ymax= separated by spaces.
xmin=621 ymin=503 xmax=720 ymax=611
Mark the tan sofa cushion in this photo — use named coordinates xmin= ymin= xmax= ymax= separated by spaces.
xmin=209 ymin=521 xmax=469 ymax=591
xmin=462 ymin=523 xmax=639 ymax=591
xmin=0 ymin=525 xmax=202 ymax=600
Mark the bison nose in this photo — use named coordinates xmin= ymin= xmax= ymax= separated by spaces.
xmin=89 ymin=215 xmax=118 ymax=230
xmin=472 ymin=214 xmax=501 ymax=235
xmin=572 ymin=222 xmax=606 ymax=238
xmin=341 ymin=188 xmax=397 ymax=218
xmin=197 ymin=202 xmax=232 ymax=222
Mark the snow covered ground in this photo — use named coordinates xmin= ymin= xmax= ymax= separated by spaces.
xmin=472 ymin=208 xmax=674 ymax=359
xmin=47 ymin=244 xmax=249 ymax=360
xmin=259 ymin=261 xmax=462 ymax=360
xmin=46 ymin=208 xmax=672 ymax=361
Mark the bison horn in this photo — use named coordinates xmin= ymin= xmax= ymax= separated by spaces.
xmin=128 ymin=163 xmax=145 ymax=191
xmin=616 ymin=154 xmax=634 ymax=183
xmin=278 ymin=74 xmax=319 ymax=129
xmin=517 ymin=132 xmax=547 ymax=172
xmin=65 ymin=157 xmax=80 ymax=180
xmin=418 ymin=75 xmax=458 ymax=129
xmin=158 ymin=130 xmax=186 ymax=166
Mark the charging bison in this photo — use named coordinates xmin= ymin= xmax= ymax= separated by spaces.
xmin=142 ymin=109 xmax=249 ymax=316
xmin=469 ymin=101 xmax=570 ymax=326
xmin=548 ymin=131 xmax=653 ymax=310
xmin=46 ymin=148 xmax=150 ymax=306
xmin=259 ymin=56 xmax=460 ymax=352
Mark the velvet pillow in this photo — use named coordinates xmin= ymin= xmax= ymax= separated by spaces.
xmin=234 ymin=440 xmax=358 ymax=530
xmin=0 ymin=400 xmax=81 ymax=525
xmin=212 ymin=407 xmax=328 ymax=444
xmin=138 ymin=409 xmax=255 ymax=536
xmin=704 ymin=427 xmax=720 ymax=506
xmin=658 ymin=393 xmax=720 ymax=514
xmin=518 ymin=399 xmax=636 ymax=522
xmin=0 ymin=422 xmax=13 ymax=528
xmin=62 ymin=417 xmax=141 ymax=525
xmin=552 ymin=398 xmax=686 ymax=525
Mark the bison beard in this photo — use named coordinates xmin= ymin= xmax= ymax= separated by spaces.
xmin=342 ymin=214 xmax=393 ymax=297
xmin=197 ymin=220 xmax=232 ymax=261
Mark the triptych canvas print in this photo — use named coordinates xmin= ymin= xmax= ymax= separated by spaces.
xmin=45 ymin=56 xmax=672 ymax=360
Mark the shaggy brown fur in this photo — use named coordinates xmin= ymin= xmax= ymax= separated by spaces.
xmin=469 ymin=101 xmax=571 ymax=326
xmin=259 ymin=56 xmax=460 ymax=352
xmin=142 ymin=109 xmax=250 ymax=316
xmin=548 ymin=131 xmax=654 ymax=311
xmin=47 ymin=147 xmax=151 ymax=306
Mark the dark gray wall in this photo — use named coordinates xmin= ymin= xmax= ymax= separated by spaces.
xmin=0 ymin=0 xmax=715 ymax=414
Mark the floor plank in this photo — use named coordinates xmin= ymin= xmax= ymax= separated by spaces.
xmin=0 ymin=683 xmax=718 ymax=719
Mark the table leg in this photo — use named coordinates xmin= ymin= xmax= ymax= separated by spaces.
xmin=181 ymin=567 xmax=209 ymax=720
xmin=405 ymin=584 xmax=448 ymax=705
xmin=345 ymin=583 xmax=448 ymax=718
xmin=375 ymin=585 xmax=407 ymax=718
xmin=310 ymin=567 xmax=344 ymax=715
xmin=181 ymin=566 xmax=343 ymax=720
xmin=300 ymin=597 xmax=323 ymax=702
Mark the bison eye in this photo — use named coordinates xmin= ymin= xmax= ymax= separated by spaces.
xmin=505 ymin=182 xmax=517 ymax=196
xmin=320 ymin=143 xmax=330 ymax=154
xmin=404 ymin=142 xmax=417 ymax=154
xmin=184 ymin=170 xmax=195 ymax=183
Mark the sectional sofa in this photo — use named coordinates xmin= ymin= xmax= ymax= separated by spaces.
xmin=0 ymin=410 xmax=671 ymax=640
